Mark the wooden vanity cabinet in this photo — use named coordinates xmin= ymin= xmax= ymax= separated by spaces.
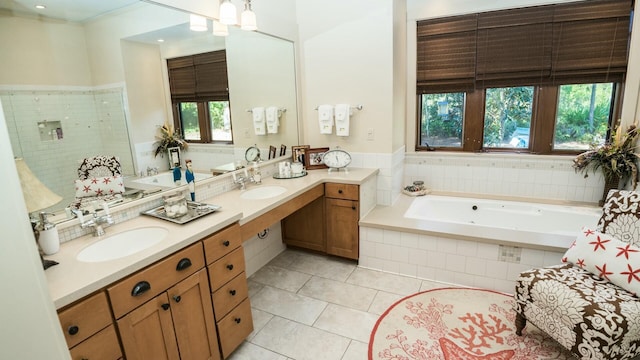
xmin=109 ymin=242 xmax=220 ymax=360
xmin=325 ymin=183 xmax=360 ymax=260
xmin=282 ymin=196 xmax=325 ymax=252
xmin=58 ymin=291 xmax=122 ymax=360
xmin=203 ymin=223 xmax=254 ymax=359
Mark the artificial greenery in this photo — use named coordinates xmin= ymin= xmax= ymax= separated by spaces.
xmin=573 ymin=122 xmax=640 ymax=189
xmin=153 ymin=122 xmax=188 ymax=158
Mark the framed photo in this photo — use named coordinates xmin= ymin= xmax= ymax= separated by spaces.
xmin=279 ymin=144 xmax=287 ymax=157
xmin=268 ymin=145 xmax=277 ymax=159
xmin=291 ymin=145 xmax=310 ymax=164
xmin=168 ymin=147 xmax=181 ymax=168
xmin=306 ymin=147 xmax=329 ymax=170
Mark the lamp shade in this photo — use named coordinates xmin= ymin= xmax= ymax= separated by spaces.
xmin=190 ymin=14 xmax=208 ymax=31
xmin=219 ymin=0 xmax=237 ymax=25
xmin=15 ymin=158 xmax=62 ymax=213
xmin=241 ymin=8 xmax=257 ymax=31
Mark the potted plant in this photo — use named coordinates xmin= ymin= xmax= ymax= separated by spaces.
xmin=573 ymin=122 xmax=640 ymax=205
xmin=153 ymin=121 xmax=188 ymax=158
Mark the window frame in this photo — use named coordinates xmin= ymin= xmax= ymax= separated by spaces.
xmin=415 ymin=0 xmax=631 ymax=154
xmin=172 ymin=100 xmax=234 ymax=145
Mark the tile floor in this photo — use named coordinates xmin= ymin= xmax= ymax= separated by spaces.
xmin=228 ymin=248 xmax=455 ymax=360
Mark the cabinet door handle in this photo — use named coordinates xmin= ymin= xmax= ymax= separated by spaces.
xmin=222 ymin=240 xmax=230 ymax=247
xmin=338 ymin=189 xmax=343 ymax=194
xmin=176 ymin=258 xmax=192 ymax=271
xmin=67 ymin=325 xmax=79 ymax=336
xmin=352 ymin=206 xmax=356 ymax=210
xmin=173 ymin=295 xmax=181 ymax=303
xmin=226 ymin=264 xmax=234 ymax=271
xmin=229 ymin=289 xmax=237 ymax=296
xmin=131 ymin=281 xmax=151 ymax=297
xmin=234 ymin=317 xmax=242 ymax=324
xmin=161 ymin=303 xmax=170 ymax=311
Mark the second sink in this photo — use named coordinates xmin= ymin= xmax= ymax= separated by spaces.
xmin=240 ymin=185 xmax=287 ymax=200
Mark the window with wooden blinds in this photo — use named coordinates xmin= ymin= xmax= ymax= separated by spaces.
xmin=416 ymin=14 xmax=477 ymax=94
xmin=167 ymin=50 xmax=229 ymax=102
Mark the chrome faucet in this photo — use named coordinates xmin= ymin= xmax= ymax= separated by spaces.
xmin=71 ymin=202 xmax=114 ymax=237
xmin=233 ymin=162 xmax=262 ymax=190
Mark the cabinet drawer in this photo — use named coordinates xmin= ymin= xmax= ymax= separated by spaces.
xmin=325 ymin=183 xmax=359 ymax=200
xmin=208 ymin=247 xmax=246 ymax=291
xmin=58 ymin=291 xmax=112 ymax=348
xmin=108 ymin=242 xmax=204 ymax=319
xmin=217 ymin=298 xmax=254 ymax=359
xmin=69 ymin=324 xmax=122 ymax=360
xmin=203 ymin=223 xmax=241 ymax=264
xmin=212 ymin=272 xmax=249 ymax=320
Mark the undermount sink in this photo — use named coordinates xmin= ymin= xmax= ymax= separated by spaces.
xmin=240 ymin=185 xmax=287 ymax=200
xmin=76 ymin=227 xmax=169 ymax=263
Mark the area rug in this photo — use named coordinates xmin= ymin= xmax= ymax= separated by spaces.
xmin=369 ymin=287 xmax=573 ymax=360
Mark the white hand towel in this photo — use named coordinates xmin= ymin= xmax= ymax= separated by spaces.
xmin=266 ymin=106 xmax=279 ymax=134
xmin=335 ymin=104 xmax=350 ymax=136
xmin=318 ymin=104 xmax=334 ymax=134
xmin=252 ymin=107 xmax=266 ymax=135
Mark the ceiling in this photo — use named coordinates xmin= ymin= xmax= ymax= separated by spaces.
xmin=0 ymin=0 xmax=139 ymax=22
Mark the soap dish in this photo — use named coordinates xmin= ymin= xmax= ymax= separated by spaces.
xmin=402 ymin=188 xmax=431 ymax=197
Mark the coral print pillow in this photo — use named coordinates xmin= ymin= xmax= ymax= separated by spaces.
xmin=563 ymin=226 xmax=640 ymax=296
xmin=75 ymin=175 xmax=125 ymax=198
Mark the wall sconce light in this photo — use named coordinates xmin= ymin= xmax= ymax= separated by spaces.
xmin=189 ymin=14 xmax=208 ymax=31
xmin=219 ymin=0 xmax=237 ymax=25
xmin=213 ymin=20 xmax=229 ymax=36
xmin=241 ymin=0 xmax=257 ymax=31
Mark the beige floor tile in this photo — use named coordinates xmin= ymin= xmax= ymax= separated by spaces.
xmin=367 ymin=291 xmax=405 ymax=316
xmin=346 ymin=267 xmax=422 ymax=295
xmin=249 ymin=265 xmax=312 ymax=292
xmin=298 ymin=277 xmax=377 ymax=311
xmin=227 ymin=341 xmax=287 ymax=360
xmin=287 ymin=252 xmax=357 ymax=281
xmin=247 ymin=279 xmax=265 ymax=298
xmin=252 ymin=316 xmax=351 ymax=360
xmin=341 ymin=341 xmax=368 ymax=360
xmin=247 ymin=307 xmax=273 ymax=341
xmin=313 ymin=304 xmax=379 ymax=343
xmin=420 ymin=279 xmax=457 ymax=292
xmin=267 ymin=249 xmax=300 ymax=268
xmin=251 ymin=286 xmax=327 ymax=325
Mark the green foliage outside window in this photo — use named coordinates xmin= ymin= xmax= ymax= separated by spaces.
xmin=179 ymin=102 xmax=200 ymax=140
xmin=483 ymin=87 xmax=533 ymax=148
xmin=420 ymin=92 xmax=464 ymax=147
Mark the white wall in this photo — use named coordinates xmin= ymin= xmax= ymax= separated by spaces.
xmin=0 ymin=103 xmax=70 ymax=359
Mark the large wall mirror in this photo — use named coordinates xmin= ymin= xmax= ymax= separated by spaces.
xmin=0 ymin=0 xmax=299 ymax=219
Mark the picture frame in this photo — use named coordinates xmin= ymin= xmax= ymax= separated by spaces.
xmin=279 ymin=144 xmax=287 ymax=157
xmin=168 ymin=147 xmax=181 ymax=168
xmin=291 ymin=145 xmax=310 ymax=164
xmin=306 ymin=147 xmax=329 ymax=170
xmin=268 ymin=145 xmax=277 ymax=160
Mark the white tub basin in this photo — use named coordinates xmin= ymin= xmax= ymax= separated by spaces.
xmin=240 ymin=185 xmax=287 ymax=200
xmin=129 ymin=171 xmax=212 ymax=189
xmin=76 ymin=227 xmax=168 ymax=262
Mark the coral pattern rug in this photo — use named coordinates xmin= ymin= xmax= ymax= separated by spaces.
xmin=369 ymin=288 xmax=573 ymax=360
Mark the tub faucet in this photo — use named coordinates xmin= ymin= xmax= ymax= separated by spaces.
xmin=71 ymin=203 xmax=114 ymax=237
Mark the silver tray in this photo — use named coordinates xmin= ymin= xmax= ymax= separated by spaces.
xmin=273 ymin=170 xmax=307 ymax=179
xmin=141 ymin=201 xmax=221 ymax=224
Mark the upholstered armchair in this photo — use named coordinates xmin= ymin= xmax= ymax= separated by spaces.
xmin=514 ymin=190 xmax=640 ymax=360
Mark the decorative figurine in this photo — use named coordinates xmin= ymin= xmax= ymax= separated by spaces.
xmin=185 ymin=159 xmax=195 ymax=201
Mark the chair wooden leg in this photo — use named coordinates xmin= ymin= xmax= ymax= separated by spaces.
xmin=515 ymin=312 xmax=526 ymax=336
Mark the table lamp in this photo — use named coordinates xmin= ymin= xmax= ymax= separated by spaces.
xmin=15 ymin=158 xmax=62 ymax=269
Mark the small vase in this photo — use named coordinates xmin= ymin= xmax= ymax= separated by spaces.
xmin=600 ymin=174 xmax=620 ymax=206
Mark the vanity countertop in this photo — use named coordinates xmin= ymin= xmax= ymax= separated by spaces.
xmin=46 ymin=167 xmax=378 ymax=309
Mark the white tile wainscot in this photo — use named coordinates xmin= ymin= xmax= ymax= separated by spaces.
xmin=358 ymin=196 xmax=568 ymax=294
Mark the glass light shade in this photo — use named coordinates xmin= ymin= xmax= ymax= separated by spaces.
xmin=213 ymin=20 xmax=229 ymax=36
xmin=241 ymin=9 xmax=257 ymax=31
xmin=189 ymin=14 xmax=208 ymax=31
xmin=219 ymin=0 xmax=237 ymax=25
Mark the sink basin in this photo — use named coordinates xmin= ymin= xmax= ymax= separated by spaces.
xmin=240 ymin=185 xmax=287 ymax=200
xmin=76 ymin=227 xmax=168 ymax=262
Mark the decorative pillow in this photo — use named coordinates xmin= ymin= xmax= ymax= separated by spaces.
xmin=77 ymin=155 xmax=122 ymax=180
xmin=596 ymin=190 xmax=640 ymax=247
xmin=563 ymin=226 xmax=640 ymax=296
xmin=75 ymin=175 xmax=125 ymax=198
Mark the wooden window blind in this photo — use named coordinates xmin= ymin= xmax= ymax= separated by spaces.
xmin=416 ymin=14 xmax=477 ymax=94
xmin=416 ymin=0 xmax=632 ymax=92
xmin=167 ymin=50 xmax=229 ymax=102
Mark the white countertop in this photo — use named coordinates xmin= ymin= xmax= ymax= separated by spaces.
xmin=46 ymin=167 xmax=378 ymax=309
